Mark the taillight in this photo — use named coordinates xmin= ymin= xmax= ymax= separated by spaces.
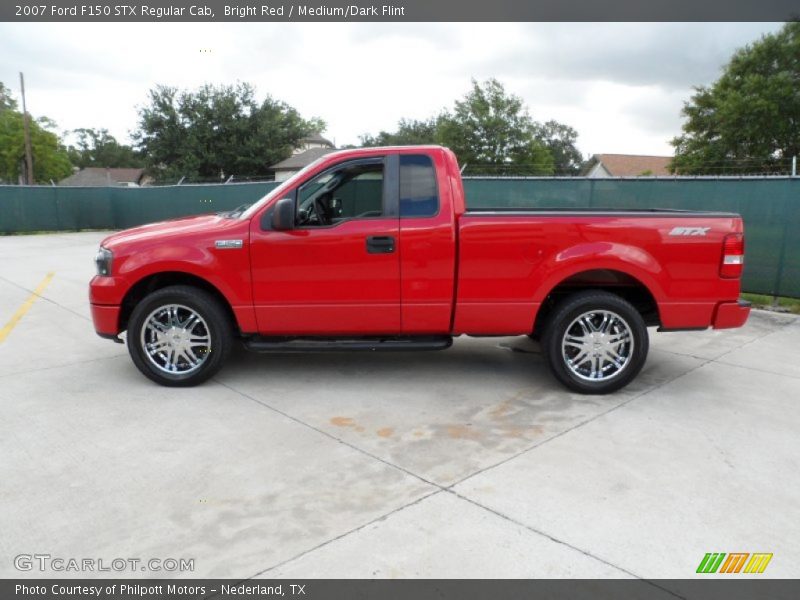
xmin=720 ymin=233 xmax=744 ymax=278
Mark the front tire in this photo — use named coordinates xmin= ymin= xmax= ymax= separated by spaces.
xmin=127 ymin=285 xmax=233 ymax=386
xmin=541 ymin=290 xmax=648 ymax=394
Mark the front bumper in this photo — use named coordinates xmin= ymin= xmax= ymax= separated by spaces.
xmin=91 ymin=303 xmax=121 ymax=338
xmin=712 ymin=299 xmax=751 ymax=329
xmin=90 ymin=274 xmax=128 ymax=339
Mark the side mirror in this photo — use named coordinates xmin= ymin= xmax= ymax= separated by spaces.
xmin=271 ymin=197 xmax=295 ymax=231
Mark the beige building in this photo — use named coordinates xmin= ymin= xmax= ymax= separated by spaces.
xmin=59 ymin=167 xmax=150 ymax=187
xmin=270 ymin=134 xmax=337 ymax=182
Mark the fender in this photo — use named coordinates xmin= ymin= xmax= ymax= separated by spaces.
xmin=109 ymin=240 xmax=258 ymax=333
xmin=117 ymin=248 xmax=252 ymax=307
xmin=532 ymin=241 xmax=666 ymax=304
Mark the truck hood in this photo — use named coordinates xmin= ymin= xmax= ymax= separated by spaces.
xmin=100 ymin=214 xmax=243 ymax=250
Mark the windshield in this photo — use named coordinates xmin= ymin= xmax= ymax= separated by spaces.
xmin=239 ymin=155 xmax=333 ymax=220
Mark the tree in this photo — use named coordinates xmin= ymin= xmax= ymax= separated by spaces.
xmin=437 ymin=79 xmax=553 ymax=175
xmin=0 ymin=82 xmax=17 ymax=112
xmin=671 ymin=22 xmax=800 ymax=175
xmin=533 ymin=120 xmax=583 ymax=175
xmin=359 ymin=79 xmax=577 ymax=176
xmin=0 ymin=82 xmax=72 ymax=184
xmin=360 ymin=117 xmax=440 ymax=147
xmin=67 ymin=128 xmax=144 ymax=169
xmin=132 ymin=83 xmax=325 ymax=182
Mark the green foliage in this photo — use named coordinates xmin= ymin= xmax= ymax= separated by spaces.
xmin=0 ymin=85 xmax=73 ymax=184
xmin=67 ymin=128 xmax=143 ymax=169
xmin=360 ymin=117 xmax=441 ymax=147
xmin=533 ymin=120 xmax=584 ymax=175
xmin=132 ymin=83 xmax=325 ymax=182
xmin=740 ymin=293 xmax=800 ymax=315
xmin=0 ymin=82 xmax=17 ymax=112
xmin=671 ymin=22 xmax=800 ymax=175
xmin=360 ymin=79 xmax=582 ymax=176
xmin=438 ymin=79 xmax=553 ymax=175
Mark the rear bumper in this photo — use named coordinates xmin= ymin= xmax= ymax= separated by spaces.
xmin=91 ymin=303 xmax=121 ymax=338
xmin=712 ymin=299 xmax=751 ymax=329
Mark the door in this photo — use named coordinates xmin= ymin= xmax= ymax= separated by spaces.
xmin=249 ymin=156 xmax=401 ymax=335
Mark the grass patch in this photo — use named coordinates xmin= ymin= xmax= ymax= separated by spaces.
xmin=742 ymin=292 xmax=800 ymax=314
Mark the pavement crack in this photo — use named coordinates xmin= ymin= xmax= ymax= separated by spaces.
xmin=245 ymin=489 xmax=443 ymax=578
xmin=0 ymin=353 xmax=127 ymax=380
xmin=446 ymin=490 xmax=687 ymax=599
xmin=0 ymin=274 xmax=91 ymax=322
xmin=213 ymin=380 xmax=461 ymax=578
xmin=712 ymin=315 xmax=797 ymax=361
xmin=651 ymin=347 xmax=714 ymax=361
xmin=714 ymin=359 xmax=800 ymax=380
xmin=446 ymin=354 xmax=716 ymax=491
xmin=444 ymin=316 xmax=798 ymax=493
xmin=215 ymin=379 xmax=441 ymax=490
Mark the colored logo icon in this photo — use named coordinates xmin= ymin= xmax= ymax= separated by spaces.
xmin=696 ymin=553 xmax=773 ymax=574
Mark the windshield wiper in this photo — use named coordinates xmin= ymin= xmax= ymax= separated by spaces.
xmin=219 ymin=203 xmax=252 ymax=218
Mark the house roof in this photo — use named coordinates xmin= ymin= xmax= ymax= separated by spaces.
xmin=584 ymin=154 xmax=672 ymax=177
xmin=300 ymin=133 xmax=334 ymax=147
xmin=60 ymin=167 xmax=145 ymax=186
xmin=269 ymin=147 xmax=337 ymax=171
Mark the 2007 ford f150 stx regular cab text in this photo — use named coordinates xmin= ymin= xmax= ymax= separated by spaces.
xmin=90 ymin=146 xmax=750 ymax=393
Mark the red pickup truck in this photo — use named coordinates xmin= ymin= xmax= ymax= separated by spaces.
xmin=90 ymin=146 xmax=750 ymax=393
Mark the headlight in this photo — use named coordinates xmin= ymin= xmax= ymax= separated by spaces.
xmin=94 ymin=247 xmax=113 ymax=276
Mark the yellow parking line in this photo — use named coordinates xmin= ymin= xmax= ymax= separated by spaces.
xmin=0 ymin=272 xmax=55 ymax=344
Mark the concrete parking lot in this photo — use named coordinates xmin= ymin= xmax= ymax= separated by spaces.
xmin=1 ymin=231 xmax=798 ymax=581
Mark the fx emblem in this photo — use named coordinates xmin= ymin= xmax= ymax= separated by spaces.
xmin=215 ymin=239 xmax=244 ymax=249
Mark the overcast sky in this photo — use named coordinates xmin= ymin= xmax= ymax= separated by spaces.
xmin=0 ymin=22 xmax=783 ymax=157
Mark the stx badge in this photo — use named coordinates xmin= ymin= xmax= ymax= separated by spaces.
xmin=669 ymin=226 xmax=711 ymax=236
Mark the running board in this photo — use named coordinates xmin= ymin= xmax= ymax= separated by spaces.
xmin=243 ymin=335 xmax=453 ymax=353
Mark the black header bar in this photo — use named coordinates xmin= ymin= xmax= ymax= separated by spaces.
xmin=3 ymin=579 xmax=800 ymax=600
xmin=2 ymin=0 xmax=799 ymax=22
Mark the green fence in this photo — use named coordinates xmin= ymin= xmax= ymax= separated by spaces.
xmin=465 ymin=177 xmax=800 ymax=298
xmin=1 ymin=177 xmax=798 ymax=298
xmin=0 ymin=182 xmax=277 ymax=233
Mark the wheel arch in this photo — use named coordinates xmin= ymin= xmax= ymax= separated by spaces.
xmin=532 ymin=268 xmax=661 ymax=337
xmin=118 ymin=271 xmax=239 ymax=335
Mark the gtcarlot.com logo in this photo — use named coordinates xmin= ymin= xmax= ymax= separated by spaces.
xmin=696 ymin=552 xmax=773 ymax=574
xmin=14 ymin=553 xmax=194 ymax=573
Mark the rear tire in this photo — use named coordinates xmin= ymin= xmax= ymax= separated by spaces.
xmin=127 ymin=285 xmax=233 ymax=387
xmin=541 ymin=290 xmax=648 ymax=394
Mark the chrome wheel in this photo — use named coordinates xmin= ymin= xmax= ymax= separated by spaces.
xmin=561 ymin=310 xmax=634 ymax=382
xmin=140 ymin=304 xmax=211 ymax=375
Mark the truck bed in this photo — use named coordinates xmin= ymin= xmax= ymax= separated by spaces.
xmin=453 ymin=210 xmax=744 ymax=334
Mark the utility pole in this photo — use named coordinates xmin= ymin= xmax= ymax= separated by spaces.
xmin=19 ymin=72 xmax=34 ymax=185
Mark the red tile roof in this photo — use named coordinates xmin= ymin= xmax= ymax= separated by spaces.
xmin=591 ymin=154 xmax=672 ymax=177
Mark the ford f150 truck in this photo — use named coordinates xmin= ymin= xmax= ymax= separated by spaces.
xmin=90 ymin=146 xmax=750 ymax=393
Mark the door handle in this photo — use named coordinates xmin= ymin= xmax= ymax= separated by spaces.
xmin=366 ymin=235 xmax=395 ymax=254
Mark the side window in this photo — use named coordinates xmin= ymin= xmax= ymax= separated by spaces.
xmin=400 ymin=155 xmax=438 ymax=218
xmin=296 ymin=161 xmax=384 ymax=227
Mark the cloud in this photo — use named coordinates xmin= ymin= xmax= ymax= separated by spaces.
xmin=475 ymin=23 xmax=783 ymax=90
xmin=0 ymin=22 xmax=784 ymax=156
